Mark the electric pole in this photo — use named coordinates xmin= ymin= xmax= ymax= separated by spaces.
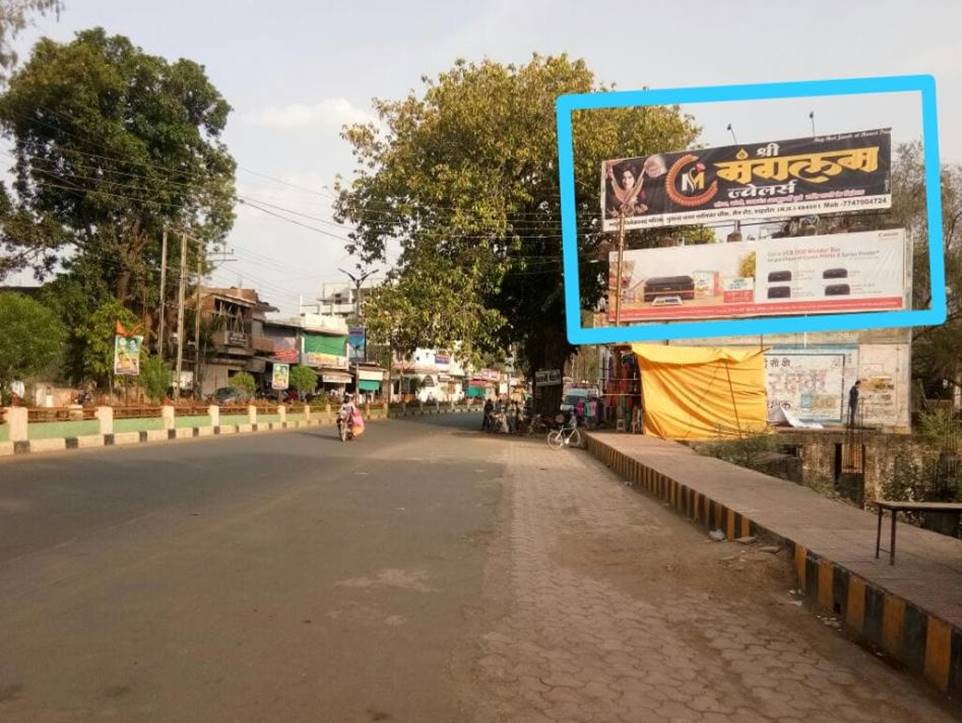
xmin=174 ymin=230 xmax=187 ymax=401
xmin=158 ymin=227 xmax=168 ymax=360
xmin=193 ymin=237 xmax=204 ymax=400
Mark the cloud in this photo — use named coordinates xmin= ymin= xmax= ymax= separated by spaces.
xmin=243 ymin=98 xmax=375 ymax=130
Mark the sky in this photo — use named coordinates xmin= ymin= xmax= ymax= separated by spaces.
xmin=6 ymin=0 xmax=961 ymax=315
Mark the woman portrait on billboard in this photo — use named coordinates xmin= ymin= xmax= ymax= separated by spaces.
xmin=605 ymin=155 xmax=668 ymax=218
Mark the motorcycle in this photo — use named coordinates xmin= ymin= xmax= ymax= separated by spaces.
xmin=336 ymin=415 xmax=353 ymax=442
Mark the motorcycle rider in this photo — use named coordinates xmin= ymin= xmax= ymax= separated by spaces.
xmin=338 ymin=393 xmax=356 ymax=439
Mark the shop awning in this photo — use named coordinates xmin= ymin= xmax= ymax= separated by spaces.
xmin=357 ymin=369 xmax=384 ymax=381
xmin=358 ymin=379 xmax=380 ymax=392
xmin=322 ymin=372 xmax=353 ymax=384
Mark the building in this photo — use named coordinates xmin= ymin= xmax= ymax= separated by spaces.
xmin=392 ymin=348 xmax=468 ymax=403
xmin=301 ymin=281 xmax=376 ymax=322
xmin=195 ymin=287 xmax=276 ymax=397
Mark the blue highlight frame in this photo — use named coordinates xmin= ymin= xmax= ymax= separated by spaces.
xmin=556 ymin=75 xmax=945 ymax=345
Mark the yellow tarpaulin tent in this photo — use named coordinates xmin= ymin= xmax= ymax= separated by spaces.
xmin=631 ymin=343 xmax=767 ymax=440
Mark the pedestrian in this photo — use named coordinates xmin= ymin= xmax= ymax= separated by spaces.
xmin=848 ymin=380 xmax=861 ymax=427
xmin=483 ymin=398 xmax=494 ymax=431
xmin=507 ymin=402 xmax=517 ymax=434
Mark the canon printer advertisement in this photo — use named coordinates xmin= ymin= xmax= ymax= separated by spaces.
xmin=607 ymin=229 xmax=907 ymax=322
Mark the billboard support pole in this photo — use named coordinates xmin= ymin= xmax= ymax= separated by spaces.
xmin=615 ymin=214 xmax=626 ymax=326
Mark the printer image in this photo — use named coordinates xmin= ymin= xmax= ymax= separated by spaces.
xmin=643 ymin=275 xmax=695 ymax=304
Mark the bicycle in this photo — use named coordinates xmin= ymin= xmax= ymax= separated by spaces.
xmin=547 ymin=424 xmax=582 ymax=450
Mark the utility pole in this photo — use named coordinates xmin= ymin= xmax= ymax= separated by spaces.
xmin=158 ymin=227 xmax=168 ymax=360
xmin=174 ymin=230 xmax=187 ymax=401
xmin=614 ymin=213 xmax=626 ymax=326
xmin=193 ymin=237 xmax=204 ymax=400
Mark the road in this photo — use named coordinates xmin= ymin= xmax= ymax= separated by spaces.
xmin=0 ymin=415 xmax=957 ymax=722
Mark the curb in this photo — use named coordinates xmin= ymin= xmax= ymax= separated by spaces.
xmin=585 ymin=434 xmax=962 ymax=705
xmin=0 ymin=413 xmax=390 ymax=460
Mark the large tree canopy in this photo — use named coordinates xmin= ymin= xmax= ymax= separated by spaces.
xmin=335 ymin=54 xmax=700 ymax=392
xmin=0 ymin=27 xmax=235 ymax=311
xmin=0 ymin=0 xmax=62 ymax=81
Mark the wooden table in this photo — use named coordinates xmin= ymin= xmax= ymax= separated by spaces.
xmin=876 ymin=501 xmax=962 ymax=565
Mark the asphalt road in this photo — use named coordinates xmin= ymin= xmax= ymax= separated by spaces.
xmin=1 ymin=415 xmax=956 ymax=723
xmin=0 ymin=414 xmax=501 ymax=722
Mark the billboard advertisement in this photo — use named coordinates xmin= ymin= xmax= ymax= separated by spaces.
xmin=601 ymin=129 xmax=890 ymax=232
xmin=113 ymin=334 xmax=143 ymax=376
xmin=271 ymin=363 xmax=290 ymax=391
xmin=301 ymin=333 xmax=348 ymax=369
xmin=348 ymin=326 xmax=366 ymax=362
xmin=608 ymin=229 xmax=906 ymax=322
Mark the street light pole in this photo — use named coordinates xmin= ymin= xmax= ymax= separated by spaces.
xmin=338 ymin=267 xmax=378 ymax=359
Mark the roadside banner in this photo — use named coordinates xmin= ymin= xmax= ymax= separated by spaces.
xmin=609 ymin=229 xmax=906 ymax=322
xmin=113 ymin=334 xmax=143 ymax=376
xmin=271 ymin=363 xmax=290 ymax=391
xmin=601 ymin=128 xmax=891 ymax=231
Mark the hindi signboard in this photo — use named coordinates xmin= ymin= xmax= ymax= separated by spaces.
xmin=271 ymin=363 xmax=290 ymax=391
xmin=113 ymin=334 xmax=143 ymax=376
xmin=609 ymin=229 xmax=906 ymax=322
xmin=601 ymin=129 xmax=891 ymax=231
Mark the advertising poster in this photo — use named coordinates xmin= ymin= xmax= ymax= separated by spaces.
xmin=764 ymin=349 xmax=854 ymax=422
xmin=608 ymin=229 xmax=905 ymax=322
xmin=601 ymin=128 xmax=890 ymax=231
xmin=348 ymin=326 xmax=366 ymax=362
xmin=113 ymin=334 xmax=143 ymax=376
xmin=301 ymin=333 xmax=348 ymax=369
xmin=271 ymin=363 xmax=290 ymax=391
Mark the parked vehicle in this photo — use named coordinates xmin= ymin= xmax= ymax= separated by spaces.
xmin=547 ymin=423 xmax=582 ymax=450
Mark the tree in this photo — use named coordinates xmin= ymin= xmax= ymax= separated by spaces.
xmin=139 ymin=354 xmax=171 ymax=403
xmin=0 ymin=291 xmax=63 ymax=395
xmin=228 ymin=371 xmax=255 ymax=399
xmin=0 ymin=28 xmax=235 ymax=327
xmin=881 ymin=143 xmax=962 ymax=398
xmin=288 ymin=365 xmax=317 ymax=398
xmin=336 ymin=55 xmax=699 ymax=412
xmin=0 ymin=1 xmax=62 ymax=82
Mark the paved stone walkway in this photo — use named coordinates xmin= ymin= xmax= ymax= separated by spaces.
xmin=467 ymin=437 xmax=958 ymax=723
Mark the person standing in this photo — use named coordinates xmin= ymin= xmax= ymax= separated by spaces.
xmin=848 ymin=380 xmax=861 ymax=427
xmin=483 ymin=398 xmax=494 ymax=431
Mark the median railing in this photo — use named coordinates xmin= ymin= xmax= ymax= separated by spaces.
xmin=1 ymin=399 xmax=392 ymax=450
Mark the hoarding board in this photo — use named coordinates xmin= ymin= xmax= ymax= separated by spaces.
xmin=609 ymin=229 xmax=906 ymax=323
xmin=113 ymin=335 xmax=143 ymax=376
xmin=348 ymin=326 xmax=366 ymax=362
xmin=601 ymin=129 xmax=890 ymax=231
xmin=271 ymin=363 xmax=290 ymax=391
xmin=301 ymin=333 xmax=348 ymax=369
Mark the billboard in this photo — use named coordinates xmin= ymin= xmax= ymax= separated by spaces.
xmin=608 ymin=229 xmax=906 ymax=322
xmin=113 ymin=334 xmax=143 ymax=376
xmin=601 ymin=129 xmax=890 ymax=232
xmin=348 ymin=326 xmax=366 ymax=362
xmin=271 ymin=363 xmax=290 ymax=391
xmin=301 ymin=333 xmax=348 ymax=369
